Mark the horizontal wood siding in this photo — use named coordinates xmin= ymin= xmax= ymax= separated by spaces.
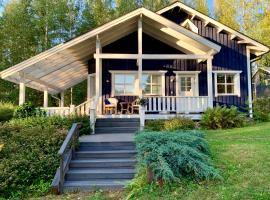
xmin=161 ymin=9 xmax=248 ymax=109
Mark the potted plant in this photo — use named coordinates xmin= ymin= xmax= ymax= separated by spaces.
xmin=137 ymin=97 xmax=148 ymax=107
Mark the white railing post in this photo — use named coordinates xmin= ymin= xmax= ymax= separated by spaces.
xmin=70 ymin=105 xmax=75 ymax=115
xmin=139 ymin=105 xmax=145 ymax=131
xmin=19 ymin=74 xmax=25 ymax=105
xmin=43 ymin=89 xmax=48 ymax=108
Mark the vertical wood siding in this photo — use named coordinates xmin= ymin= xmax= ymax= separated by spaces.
xmin=87 ymin=8 xmax=248 ymax=109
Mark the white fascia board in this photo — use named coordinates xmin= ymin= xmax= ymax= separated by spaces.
xmin=212 ymin=70 xmax=242 ymax=74
xmin=157 ymin=2 xmax=270 ymax=53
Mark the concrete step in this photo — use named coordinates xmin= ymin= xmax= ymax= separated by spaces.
xmin=95 ymin=127 xmax=139 ymax=134
xmin=63 ymin=179 xmax=129 ymax=192
xmin=95 ymin=121 xmax=139 ymax=128
xmin=75 ymin=150 xmax=137 ymax=159
xmin=79 ymin=142 xmax=135 ymax=151
xmin=65 ymin=168 xmax=135 ymax=180
xmin=70 ymin=158 xmax=136 ymax=168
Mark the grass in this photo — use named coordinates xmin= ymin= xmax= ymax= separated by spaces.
xmin=32 ymin=122 xmax=270 ymax=200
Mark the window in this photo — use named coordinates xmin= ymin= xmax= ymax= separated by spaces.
xmin=114 ymin=74 xmax=136 ymax=95
xmin=214 ymin=71 xmax=241 ymax=97
xmin=180 ymin=77 xmax=192 ymax=92
xmin=142 ymin=74 xmax=162 ymax=95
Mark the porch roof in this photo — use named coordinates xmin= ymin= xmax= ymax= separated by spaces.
xmin=0 ymin=7 xmax=221 ymax=95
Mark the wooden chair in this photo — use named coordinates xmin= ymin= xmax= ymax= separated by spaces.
xmin=104 ymin=98 xmax=118 ymax=114
xmin=131 ymin=99 xmax=140 ymax=114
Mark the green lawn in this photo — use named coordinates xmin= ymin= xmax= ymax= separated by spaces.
xmin=37 ymin=122 xmax=270 ymax=200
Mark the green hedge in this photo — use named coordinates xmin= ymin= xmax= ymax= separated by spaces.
xmin=253 ymin=98 xmax=270 ymax=122
xmin=135 ymin=131 xmax=220 ymax=183
xmin=0 ymin=102 xmax=15 ymax=122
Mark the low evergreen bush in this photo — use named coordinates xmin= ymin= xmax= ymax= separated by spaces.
xmin=0 ymin=102 xmax=15 ymax=122
xmin=135 ymin=131 xmax=220 ymax=183
xmin=253 ymin=98 xmax=270 ymax=121
xmin=145 ymin=117 xmax=195 ymax=132
xmin=201 ymin=106 xmax=246 ymax=129
xmin=13 ymin=102 xmax=46 ymax=118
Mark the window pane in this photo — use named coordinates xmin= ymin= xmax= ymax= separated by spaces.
xmin=152 ymin=75 xmax=161 ymax=84
xmin=142 ymin=84 xmax=151 ymax=94
xmin=181 ymin=86 xmax=186 ymax=92
xmin=125 ymin=85 xmax=134 ymax=94
xmin=217 ymin=74 xmax=225 ymax=83
xmin=142 ymin=74 xmax=150 ymax=85
xmin=181 ymin=78 xmax=186 ymax=86
xmin=226 ymin=75 xmax=234 ymax=83
xmin=115 ymin=85 xmax=124 ymax=95
xmin=125 ymin=75 xmax=135 ymax=84
xmin=227 ymin=85 xmax=234 ymax=94
xmin=217 ymin=85 xmax=225 ymax=93
xmin=187 ymin=86 xmax=192 ymax=91
xmin=152 ymin=85 xmax=161 ymax=94
xmin=115 ymin=74 xmax=125 ymax=84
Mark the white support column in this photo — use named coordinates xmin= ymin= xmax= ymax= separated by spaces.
xmin=60 ymin=92 xmax=64 ymax=107
xmin=138 ymin=16 xmax=143 ymax=97
xmin=207 ymin=58 xmax=213 ymax=108
xmin=96 ymin=36 xmax=102 ymax=114
xmin=43 ymin=89 xmax=48 ymax=108
xmin=246 ymin=48 xmax=253 ymax=118
xmin=87 ymin=74 xmax=91 ymax=101
xmin=19 ymin=75 xmax=25 ymax=105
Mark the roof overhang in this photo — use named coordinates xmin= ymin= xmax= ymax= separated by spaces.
xmin=157 ymin=1 xmax=270 ymax=57
xmin=0 ymin=7 xmax=221 ymax=94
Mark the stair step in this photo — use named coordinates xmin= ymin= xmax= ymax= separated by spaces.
xmin=75 ymin=150 xmax=136 ymax=159
xmin=66 ymin=168 xmax=135 ymax=180
xmin=70 ymin=158 xmax=136 ymax=168
xmin=95 ymin=127 xmax=139 ymax=134
xmin=95 ymin=121 xmax=139 ymax=127
xmin=63 ymin=179 xmax=129 ymax=192
xmin=79 ymin=142 xmax=135 ymax=151
xmin=96 ymin=118 xmax=139 ymax=122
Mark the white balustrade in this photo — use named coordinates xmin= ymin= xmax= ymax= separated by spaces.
xmin=144 ymin=96 xmax=209 ymax=114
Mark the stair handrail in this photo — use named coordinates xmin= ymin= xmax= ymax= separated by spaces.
xmin=74 ymin=97 xmax=95 ymax=116
xmin=52 ymin=122 xmax=82 ymax=194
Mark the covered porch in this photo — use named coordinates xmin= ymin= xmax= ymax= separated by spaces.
xmin=0 ymin=8 xmax=221 ymax=122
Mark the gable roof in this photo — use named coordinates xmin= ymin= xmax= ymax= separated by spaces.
xmin=0 ymin=7 xmax=221 ymax=94
xmin=157 ymin=1 xmax=270 ymax=57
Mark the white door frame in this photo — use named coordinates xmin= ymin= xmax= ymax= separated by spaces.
xmin=174 ymin=71 xmax=200 ymax=96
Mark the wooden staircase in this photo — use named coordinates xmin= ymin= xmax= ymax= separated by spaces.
xmin=52 ymin=118 xmax=139 ymax=193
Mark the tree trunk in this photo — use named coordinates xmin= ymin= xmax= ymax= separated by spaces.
xmin=146 ymin=167 xmax=154 ymax=183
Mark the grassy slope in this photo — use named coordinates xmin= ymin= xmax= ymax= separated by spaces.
xmin=38 ymin=122 xmax=270 ymax=200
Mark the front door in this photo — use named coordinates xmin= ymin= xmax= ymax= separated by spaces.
xmin=178 ymin=75 xmax=196 ymax=96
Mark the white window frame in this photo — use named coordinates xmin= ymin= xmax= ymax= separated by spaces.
xmin=213 ymin=70 xmax=242 ymax=97
xmin=109 ymin=70 xmax=166 ymax=96
xmin=142 ymin=71 xmax=166 ymax=96
xmin=174 ymin=71 xmax=201 ymax=96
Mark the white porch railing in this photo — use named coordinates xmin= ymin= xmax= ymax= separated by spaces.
xmin=43 ymin=107 xmax=71 ymax=117
xmin=144 ymin=96 xmax=210 ymax=114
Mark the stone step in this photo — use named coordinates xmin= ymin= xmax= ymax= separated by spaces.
xmin=70 ymin=158 xmax=136 ymax=168
xmin=65 ymin=168 xmax=135 ymax=181
xmin=75 ymin=150 xmax=137 ymax=159
xmin=95 ymin=127 xmax=139 ymax=134
xmin=63 ymin=179 xmax=129 ymax=192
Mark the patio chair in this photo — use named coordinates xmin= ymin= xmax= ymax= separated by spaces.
xmin=131 ymin=99 xmax=140 ymax=114
xmin=104 ymin=97 xmax=118 ymax=114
